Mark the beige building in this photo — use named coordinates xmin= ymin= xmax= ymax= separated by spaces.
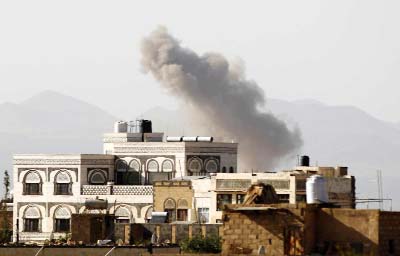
xmin=153 ymin=180 xmax=194 ymax=223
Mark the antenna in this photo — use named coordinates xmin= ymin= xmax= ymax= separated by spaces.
xmin=377 ymin=170 xmax=383 ymax=210
xmin=179 ymin=160 xmax=183 ymax=180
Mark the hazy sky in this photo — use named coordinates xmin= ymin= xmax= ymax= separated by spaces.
xmin=0 ymin=1 xmax=399 ymax=122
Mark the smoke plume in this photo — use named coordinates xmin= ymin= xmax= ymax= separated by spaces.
xmin=140 ymin=27 xmax=302 ymax=170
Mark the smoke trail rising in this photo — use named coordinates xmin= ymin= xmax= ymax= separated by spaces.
xmin=140 ymin=26 xmax=302 ymax=170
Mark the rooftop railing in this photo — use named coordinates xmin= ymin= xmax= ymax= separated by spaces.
xmin=81 ymin=185 xmax=153 ymax=196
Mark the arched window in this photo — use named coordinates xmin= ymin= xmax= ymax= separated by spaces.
xmin=177 ymin=199 xmax=189 ymax=221
xmin=164 ymin=199 xmax=176 ymax=223
xmin=162 ymin=160 xmax=173 ymax=172
xmin=89 ymin=171 xmax=106 ymax=185
xmin=24 ymin=171 xmax=42 ymax=195
xmin=147 ymin=160 xmax=159 ymax=172
xmin=205 ymin=159 xmax=218 ymax=173
xmin=160 ymin=160 xmax=174 ymax=180
xmin=129 ymin=160 xmax=140 ymax=172
xmin=115 ymin=206 xmax=131 ymax=224
xmin=54 ymin=206 xmax=71 ymax=232
xmin=54 ymin=171 xmax=72 ymax=195
xmin=116 ymin=160 xmax=128 ymax=172
xmin=147 ymin=160 xmax=160 ymax=184
xmin=145 ymin=207 xmax=153 ymax=222
xmin=127 ymin=160 xmax=141 ymax=185
xmin=24 ymin=206 xmax=41 ymax=232
xmin=116 ymin=160 xmax=128 ymax=185
xmin=229 ymin=167 xmax=234 ymax=173
xmin=188 ymin=158 xmax=202 ymax=176
xmin=221 ymin=167 xmax=227 ymax=173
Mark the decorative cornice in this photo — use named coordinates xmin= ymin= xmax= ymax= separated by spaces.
xmin=186 ymin=147 xmax=237 ymax=154
xmin=14 ymin=159 xmax=114 ymax=166
xmin=114 ymin=147 xmax=184 ymax=154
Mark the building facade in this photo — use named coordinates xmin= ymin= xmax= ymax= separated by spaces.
xmin=12 ymin=122 xmax=238 ymax=242
xmin=153 ymin=168 xmax=354 ymax=224
xmin=12 ymin=120 xmax=353 ymax=243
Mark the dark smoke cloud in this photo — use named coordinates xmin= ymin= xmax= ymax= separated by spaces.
xmin=140 ymin=26 xmax=302 ymax=170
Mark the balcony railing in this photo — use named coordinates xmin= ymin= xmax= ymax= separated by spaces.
xmin=81 ymin=185 xmax=108 ymax=195
xmin=81 ymin=185 xmax=153 ymax=196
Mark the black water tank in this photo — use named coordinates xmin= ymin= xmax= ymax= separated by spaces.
xmin=142 ymin=120 xmax=152 ymax=133
xmin=300 ymin=155 xmax=310 ymax=166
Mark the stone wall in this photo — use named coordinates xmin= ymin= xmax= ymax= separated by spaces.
xmin=115 ymin=223 xmax=222 ymax=245
xmin=379 ymin=211 xmax=400 ymax=255
xmin=315 ymin=208 xmax=379 ymax=255
xmin=71 ymin=214 xmax=115 ymax=244
xmin=221 ymin=204 xmax=305 ymax=256
xmin=220 ymin=205 xmax=400 ymax=255
xmin=0 ymin=246 xmax=185 ymax=256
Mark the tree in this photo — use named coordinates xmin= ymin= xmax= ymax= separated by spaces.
xmin=3 ymin=170 xmax=9 ymax=200
xmin=0 ymin=170 xmax=11 ymax=243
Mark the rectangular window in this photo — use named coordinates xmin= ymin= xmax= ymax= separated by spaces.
xmin=115 ymin=218 xmax=129 ymax=224
xmin=217 ymin=194 xmax=232 ymax=211
xmin=25 ymin=184 xmax=41 ymax=195
xmin=278 ymin=194 xmax=290 ymax=203
xmin=24 ymin=219 xmax=39 ymax=232
xmin=296 ymin=194 xmax=306 ymax=202
xmin=177 ymin=209 xmax=188 ymax=221
xmin=55 ymin=183 xmax=70 ymax=195
xmin=236 ymin=194 xmax=245 ymax=204
xmin=198 ymin=208 xmax=209 ymax=223
xmin=165 ymin=209 xmax=175 ymax=223
xmin=55 ymin=219 xmax=70 ymax=232
xmin=389 ymin=240 xmax=395 ymax=254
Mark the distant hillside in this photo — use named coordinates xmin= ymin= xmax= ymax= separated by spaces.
xmin=0 ymin=91 xmax=398 ymax=209
xmin=0 ymin=91 xmax=117 ymax=185
xmin=267 ymin=99 xmax=400 ymax=175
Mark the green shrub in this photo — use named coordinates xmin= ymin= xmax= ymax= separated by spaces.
xmin=180 ymin=235 xmax=221 ymax=253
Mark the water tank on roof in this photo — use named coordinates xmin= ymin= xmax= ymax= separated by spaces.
xmin=300 ymin=155 xmax=310 ymax=166
xmin=142 ymin=120 xmax=152 ymax=133
xmin=197 ymin=136 xmax=213 ymax=142
xmin=166 ymin=136 xmax=183 ymax=142
xmin=306 ymin=175 xmax=328 ymax=204
xmin=136 ymin=119 xmax=152 ymax=133
xmin=182 ymin=136 xmax=198 ymax=142
xmin=114 ymin=121 xmax=128 ymax=133
xmin=85 ymin=199 xmax=108 ymax=210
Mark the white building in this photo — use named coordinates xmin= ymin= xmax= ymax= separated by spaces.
xmin=188 ymin=167 xmax=354 ymax=224
xmin=12 ymin=120 xmax=238 ymax=242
